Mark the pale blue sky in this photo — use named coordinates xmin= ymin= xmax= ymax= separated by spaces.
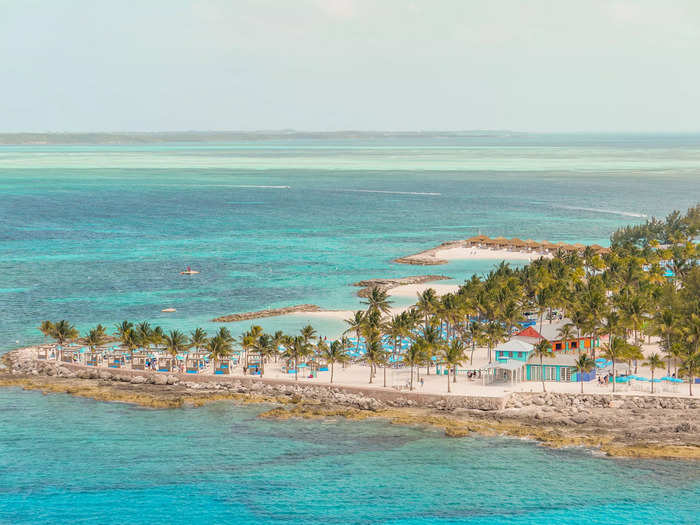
xmin=1 ymin=0 xmax=699 ymax=132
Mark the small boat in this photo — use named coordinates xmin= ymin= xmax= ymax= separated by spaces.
xmin=162 ymin=308 xmax=176 ymax=312
xmin=180 ymin=270 xmax=199 ymax=275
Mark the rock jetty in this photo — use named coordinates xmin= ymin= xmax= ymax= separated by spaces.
xmin=393 ymin=241 xmax=464 ymax=265
xmin=212 ymin=304 xmax=322 ymax=322
xmin=353 ymin=275 xmax=450 ymax=297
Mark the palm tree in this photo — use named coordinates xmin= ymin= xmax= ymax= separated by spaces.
xmin=300 ymin=324 xmax=317 ymax=345
xmin=271 ymin=330 xmax=285 ymax=362
xmin=206 ymin=335 xmax=232 ymax=368
xmin=84 ymin=326 xmax=106 ymax=351
xmin=574 ymin=353 xmax=595 ymax=393
xmin=163 ymin=330 xmax=188 ymax=371
xmin=343 ymin=310 xmax=365 ymax=354
xmin=113 ymin=320 xmax=133 ymax=341
xmin=556 ymin=323 xmax=577 ymax=353
xmin=404 ymin=340 xmax=426 ymax=391
xmin=189 ymin=328 xmax=207 ymax=353
xmin=38 ymin=321 xmax=54 ymax=342
xmin=252 ymin=334 xmax=276 ymax=376
xmin=652 ymin=309 xmax=677 ymax=374
xmin=364 ymin=339 xmax=385 ymax=384
xmin=135 ymin=321 xmax=153 ymax=348
xmin=421 ymin=325 xmax=441 ymax=375
xmin=643 ymin=353 xmax=665 ymax=393
xmin=321 ymin=340 xmax=349 ymax=383
xmin=50 ymin=320 xmax=79 ymax=346
xmin=362 ymin=286 xmax=392 ymax=315
xmin=282 ymin=336 xmax=309 ymax=381
xmin=532 ymin=339 xmax=554 ymax=392
xmin=678 ymin=349 xmax=700 ymax=397
xmin=467 ymin=321 xmax=483 ymax=363
xmin=150 ymin=326 xmax=165 ymax=349
xmin=600 ymin=336 xmax=628 ymax=393
xmin=416 ymin=288 xmax=439 ymax=331
xmin=121 ymin=328 xmax=139 ymax=361
xmin=442 ymin=340 xmax=466 ymax=393
xmin=484 ymin=321 xmax=507 ymax=364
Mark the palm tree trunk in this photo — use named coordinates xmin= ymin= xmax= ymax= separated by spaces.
xmin=410 ymin=365 xmax=414 ymax=391
xmin=541 ymin=356 xmax=546 ymax=392
xmin=651 ymin=369 xmax=654 ymax=394
xmin=330 ymin=362 xmax=334 ymax=383
xmin=369 ymin=366 xmax=373 ymax=384
xmin=383 ymin=366 xmax=387 ymax=387
xmin=447 ymin=369 xmax=451 ymax=393
xmin=612 ymin=360 xmax=616 ymax=393
xmin=580 ymin=376 xmax=583 ymax=394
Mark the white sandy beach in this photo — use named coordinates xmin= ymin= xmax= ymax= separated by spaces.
xmin=435 ymin=246 xmax=549 ymax=261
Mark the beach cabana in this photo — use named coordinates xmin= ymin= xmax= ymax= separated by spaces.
xmin=523 ymin=239 xmax=541 ymax=252
xmin=186 ymin=357 xmax=206 ymax=374
xmin=214 ymin=359 xmax=231 ymax=375
xmin=465 ymin=235 xmax=490 ymax=247
xmin=507 ymin=238 xmax=526 ymax=251
xmin=492 ymin=236 xmax=510 ymax=249
xmin=86 ymin=352 xmax=102 ymax=367
xmin=107 ymin=354 xmax=124 ymax=369
xmin=483 ymin=360 xmax=525 ymax=385
xmin=539 ymin=240 xmax=557 ymax=253
xmin=131 ymin=353 xmax=148 ymax=371
xmin=60 ymin=349 xmax=80 ymax=364
xmin=157 ymin=357 xmax=176 ymax=373
xmin=481 ymin=237 xmax=499 ymax=249
xmin=37 ymin=347 xmax=52 ymax=360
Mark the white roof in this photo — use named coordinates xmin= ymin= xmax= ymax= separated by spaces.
xmin=494 ymin=340 xmax=534 ymax=353
xmin=488 ymin=360 xmax=525 ymax=371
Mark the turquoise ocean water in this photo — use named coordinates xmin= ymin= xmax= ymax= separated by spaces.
xmin=1 ymin=135 xmax=699 ymax=522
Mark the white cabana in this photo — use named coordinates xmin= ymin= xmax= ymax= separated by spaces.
xmin=483 ymin=360 xmax=525 ymax=385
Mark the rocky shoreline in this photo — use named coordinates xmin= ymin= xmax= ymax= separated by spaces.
xmin=212 ymin=304 xmax=322 ymax=322
xmin=2 ymin=349 xmax=699 ymax=460
xmin=353 ymin=275 xmax=451 ymax=297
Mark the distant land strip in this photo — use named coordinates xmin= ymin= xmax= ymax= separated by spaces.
xmin=212 ymin=304 xmax=322 ymax=322
xmin=353 ymin=275 xmax=450 ymax=297
xmin=0 ymin=130 xmax=518 ymax=145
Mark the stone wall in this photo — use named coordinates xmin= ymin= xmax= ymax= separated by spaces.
xmin=506 ymin=392 xmax=699 ymax=410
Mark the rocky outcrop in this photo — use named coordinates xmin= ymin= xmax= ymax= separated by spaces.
xmin=353 ymin=275 xmax=451 ymax=297
xmin=212 ymin=304 xmax=322 ymax=322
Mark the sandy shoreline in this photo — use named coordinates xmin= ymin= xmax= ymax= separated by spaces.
xmin=395 ymin=241 xmax=553 ymax=266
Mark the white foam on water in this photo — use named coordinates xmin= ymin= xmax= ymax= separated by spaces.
xmin=550 ymin=204 xmax=647 ymax=218
xmin=338 ymin=189 xmax=441 ymax=196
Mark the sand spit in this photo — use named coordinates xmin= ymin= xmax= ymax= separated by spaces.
xmin=395 ymin=241 xmax=551 ymax=266
xmin=2 ymin=350 xmax=698 ymax=460
xmin=353 ymin=275 xmax=451 ymax=297
xmin=212 ymin=304 xmax=323 ymax=322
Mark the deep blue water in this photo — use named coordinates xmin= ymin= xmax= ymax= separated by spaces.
xmin=1 ymin=136 xmax=699 ymax=523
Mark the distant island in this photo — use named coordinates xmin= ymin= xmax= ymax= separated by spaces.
xmin=0 ymin=130 xmax=520 ymax=145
